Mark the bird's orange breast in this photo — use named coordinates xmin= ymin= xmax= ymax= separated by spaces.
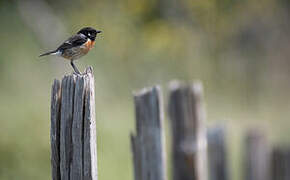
xmin=81 ymin=39 xmax=95 ymax=54
xmin=85 ymin=39 xmax=95 ymax=49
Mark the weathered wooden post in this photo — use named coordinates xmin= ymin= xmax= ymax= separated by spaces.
xmin=130 ymin=86 xmax=167 ymax=180
xmin=207 ymin=126 xmax=229 ymax=180
xmin=168 ymin=81 xmax=208 ymax=180
xmin=244 ymin=130 xmax=270 ymax=180
xmin=271 ymin=146 xmax=290 ymax=180
xmin=50 ymin=67 xmax=97 ymax=180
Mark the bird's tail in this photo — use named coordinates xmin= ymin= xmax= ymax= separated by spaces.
xmin=39 ymin=50 xmax=59 ymax=57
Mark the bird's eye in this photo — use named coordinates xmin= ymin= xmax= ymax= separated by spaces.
xmin=88 ymin=33 xmax=91 ymax=37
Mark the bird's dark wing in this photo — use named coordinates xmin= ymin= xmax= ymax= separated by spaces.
xmin=56 ymin=34 xmax=87 ymax=51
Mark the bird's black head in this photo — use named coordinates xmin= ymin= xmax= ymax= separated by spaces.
xmin=77 ymin=27 xmax=102 ymax=41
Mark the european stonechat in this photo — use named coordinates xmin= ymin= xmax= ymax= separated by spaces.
xmin=40 ymin=27 xmax=102 ymax=74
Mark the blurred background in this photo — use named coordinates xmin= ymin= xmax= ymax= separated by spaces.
xmin=1 ymin=0 xmax=290 ymax=179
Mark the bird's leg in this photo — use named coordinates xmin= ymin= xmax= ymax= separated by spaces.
xmin=71 ymin=60 xmax=81 ymax=74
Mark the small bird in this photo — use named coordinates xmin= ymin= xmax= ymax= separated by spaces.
xmin=40 ymin=27 xmax=102 ymax=74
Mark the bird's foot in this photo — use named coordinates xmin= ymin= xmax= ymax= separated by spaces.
xmin=73 ymin=71 xmax=84 ymax=76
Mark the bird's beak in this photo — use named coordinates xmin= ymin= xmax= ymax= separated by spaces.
xmin=96 ymin=30 xmax=102 ymax=34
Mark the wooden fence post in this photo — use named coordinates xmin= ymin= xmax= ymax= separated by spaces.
xmin=244 ymin=130 xmax=270 ymax=180
xmin=168 ymin=81 xmax=208 ymax=180
xmin=50 ymin=67 xmax=97 ymax=180
xmin=130 ymin=86 xmax=167 ymax=180
xmin=271 ymin=147 xmax=290 ymax=180
xmin=207 ymin=126 xmax=229 ymax=180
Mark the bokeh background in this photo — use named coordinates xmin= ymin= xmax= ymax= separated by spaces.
xmin=1 ymin=0 xmax=290 ymax=179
